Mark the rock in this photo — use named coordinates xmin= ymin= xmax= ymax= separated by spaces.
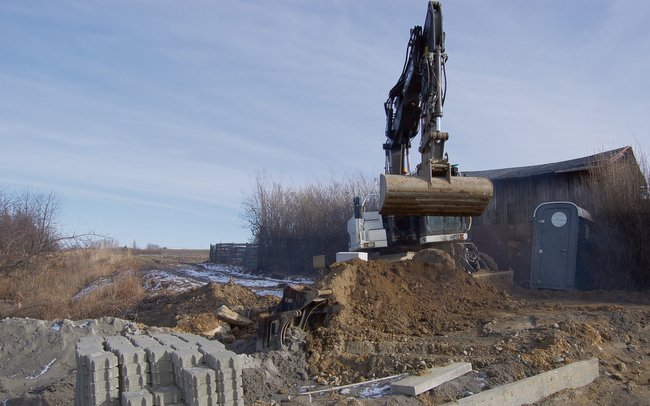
xmin=202 ymin=321 xmax=231 ymax=338
xmin=215 ymin=305 xmax=254 ymax=326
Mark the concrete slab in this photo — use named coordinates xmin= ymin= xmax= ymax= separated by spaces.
xmin=336 ymin=252 xmax=368 ymax=262
xmin=445 ymin=358 xmax=599 ymax=406
xmin=391 ymin=362 xmax=472 ymax=396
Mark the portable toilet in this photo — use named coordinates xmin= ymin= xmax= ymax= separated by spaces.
xmin=530 ymin=202 xmax=593 ymax=290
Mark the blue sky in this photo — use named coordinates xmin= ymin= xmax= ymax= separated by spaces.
xmin=1 ymin=0 xmax=648 ymax=248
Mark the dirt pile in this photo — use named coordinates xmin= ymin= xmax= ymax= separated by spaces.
xmin=131 ymin=282 xmax=278 ymax=341
xmin=307 ymin=250 xmax=522 ymax=384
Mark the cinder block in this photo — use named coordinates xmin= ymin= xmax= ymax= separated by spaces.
xmin=113 ymin=346 xmax=147 ymax=366
xmin=87 ymin=376 xmax=119 ymax=394
xmin=143 ymin=343 xmax=170 ymax=358
xmin=88 ymin=352 xmax=118 ymax=372
xmin=172 ymin=349 xmax=203 ymax=369
xmin=104 ymin=335 xmax=132 ymax=350
xmin=186 ymin=394 xmax=216 ymax=406
xmin=120 ymin=362 xmax=149 ymax=377
xmin=203 ymin=352 xmax=239 ymax=372
xmin=197 ymin=343 xmax=227 ymax=356
xmin=120 ymin=373 xmax=146 ymax=391
xmin=88 ymin=388 xmax=119 ymax=405
xmin=183 ymin=366 xmax=216 ymax=386
xmin=151 ymin=385 xmax=183 ymax=405
xmin=121 ymin=389 xmax=154 ymax=406
xmin=153 ymin=334 xmax=196 ymax=350
xmin=150 ymin=359 xmax=174 ymax=374
xmin=86 ymin=367 xmax=118 ymax=382
xmin=77 ymin=335 xmax=106 ymax=348
xmin=130 ymin=335 xmax=159 ymax=347
xmin=150 ymin=371 xmax=175 ymax=386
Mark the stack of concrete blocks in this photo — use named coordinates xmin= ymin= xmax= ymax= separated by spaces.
xmin=75 ymin=332 xmax=244 ymax=406
xmin=75 ymin=336 xmax=120 ymax=406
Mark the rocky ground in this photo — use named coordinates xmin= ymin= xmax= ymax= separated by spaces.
xmin=1 ymin=252 xmax=649 ymax=405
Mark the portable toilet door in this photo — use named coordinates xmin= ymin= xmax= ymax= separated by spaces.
xmin=530 ymin=202 xmax=590 ymax=290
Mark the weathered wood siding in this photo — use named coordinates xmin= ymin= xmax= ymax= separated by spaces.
xmin=475 ymin=172 xmax=595 ymax=226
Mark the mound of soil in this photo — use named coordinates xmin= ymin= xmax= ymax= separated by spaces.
xmin=307 ymin=250 xmax=521 ymax=383
xmin=131 ymin=282 xmax=278 ymax=340
xmin=302 ymin=251 xmax=650 ymax=405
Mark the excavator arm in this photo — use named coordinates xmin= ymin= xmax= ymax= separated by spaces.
xmin=379 ymin=1 xmax=492 ymax=217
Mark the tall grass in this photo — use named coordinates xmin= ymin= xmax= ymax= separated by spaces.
xmin=0 ymin=248 xmax=146 ymax=320
xmin=586 ymin=147 xmax=649 ymax=289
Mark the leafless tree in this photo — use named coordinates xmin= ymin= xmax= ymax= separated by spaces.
xmin=0 ymin=189 xmax=61 ymax=273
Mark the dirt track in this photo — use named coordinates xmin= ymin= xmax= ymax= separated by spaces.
xmin=1 ymin=253 xmax=649 ymax=405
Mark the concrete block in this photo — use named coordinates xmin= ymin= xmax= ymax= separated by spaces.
xmin=336 ymin=251 xmax=368 ymax=262
xmin=197 ymin=344 xmax=227 ymax=357
xmin=104 ymin=335 xmax=132 ymax=350
xmin=150 ymin=371 xmax=175 ymax=386
xmin=86 ymin=368 xmax=118 ymax=382
xmin=151 ymin=360 xmax=174 ymax=374
xmin=87 ymin=377 xmax=119 ymax=393
xmin=122 ymin=389 xmax=154 ymax=406
xmin=172 ymin=349 xmax=203 ymax=369
xmin=130 ymin=335 xmax=159 ymax=347
xmin=88 ymin=352 xmax=119 ymax=372
xmin=144 ymin=346 xmax=171 ymax=365
xmin=78 ymin=335 xmax=106 ymax=348
xmin=151 ymin=385 xmax=183 ymax=405
xmin=445 ymin=358 xmax=599 ymax=406
xmin=87 ymin=389 xmax=119 ymax=405
xmin=153 ymin=334 xmax=196 ymax=350
xmin=186 ymin=394 xmax=216 ymax=406
xmin=120 ymin=374 xmax=146 ymax=391
xmin=183 ymin=366 xmax=216 ymax=386
xmin=216 ymin=366 xmax=242 ymax=382
xmin=172 ymin=332 xmax=213 ymax=347
xmin=120 ymin=361 xmax=149 ymax=376
xmin=203 ymin=352 xmax=240 ymax=372
xmin=112 ymin=346 xmax=147 ymax=366
xmin=392 ymin=362 xmax=472 ymax=396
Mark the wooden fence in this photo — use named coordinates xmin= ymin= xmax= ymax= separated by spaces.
xmin=209 ymin=243 xmax=258 ymax=270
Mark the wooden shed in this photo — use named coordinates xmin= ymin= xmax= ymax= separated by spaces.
xmin=465 ymin=146 xmax=641 ymax=285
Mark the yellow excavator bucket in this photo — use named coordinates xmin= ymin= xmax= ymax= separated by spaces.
xmin=379 ymin=173 xmax=493 ymax=217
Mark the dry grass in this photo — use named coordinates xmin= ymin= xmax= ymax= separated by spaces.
xmin=586 ymin=148 xmax=650 ymax=289
xmin=0 ymin=248 xmax=150 ymax=320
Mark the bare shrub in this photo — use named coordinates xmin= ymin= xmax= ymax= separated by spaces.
xmin=241 ymin=173 xmax=375 ymax=276
xmin=0 ymin=189 xmax=61 ymax=273
xmin=586 ymin=147 xmax=649 ymax=289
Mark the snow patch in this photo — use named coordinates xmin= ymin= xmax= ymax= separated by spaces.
xmin=26 ymin=358 xmax=56 ymax=380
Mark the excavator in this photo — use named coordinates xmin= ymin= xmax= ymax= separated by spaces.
xmin=347 ymin=0 xmax=493 ymax=271
xmin=258 ymin=1 xmax=494 ymax=350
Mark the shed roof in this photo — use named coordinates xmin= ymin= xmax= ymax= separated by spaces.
xmin=466 ymin=146 xmax=634 ymax=180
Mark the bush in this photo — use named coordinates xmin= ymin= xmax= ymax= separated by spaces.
xmin=241 ymin=173 xmax=375 ymax=276
xmin=0 ymin=189 xmax=61 ymax=273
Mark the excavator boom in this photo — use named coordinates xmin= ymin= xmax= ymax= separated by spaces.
xmin=379 ymin=1 xmax=492 ymax=217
